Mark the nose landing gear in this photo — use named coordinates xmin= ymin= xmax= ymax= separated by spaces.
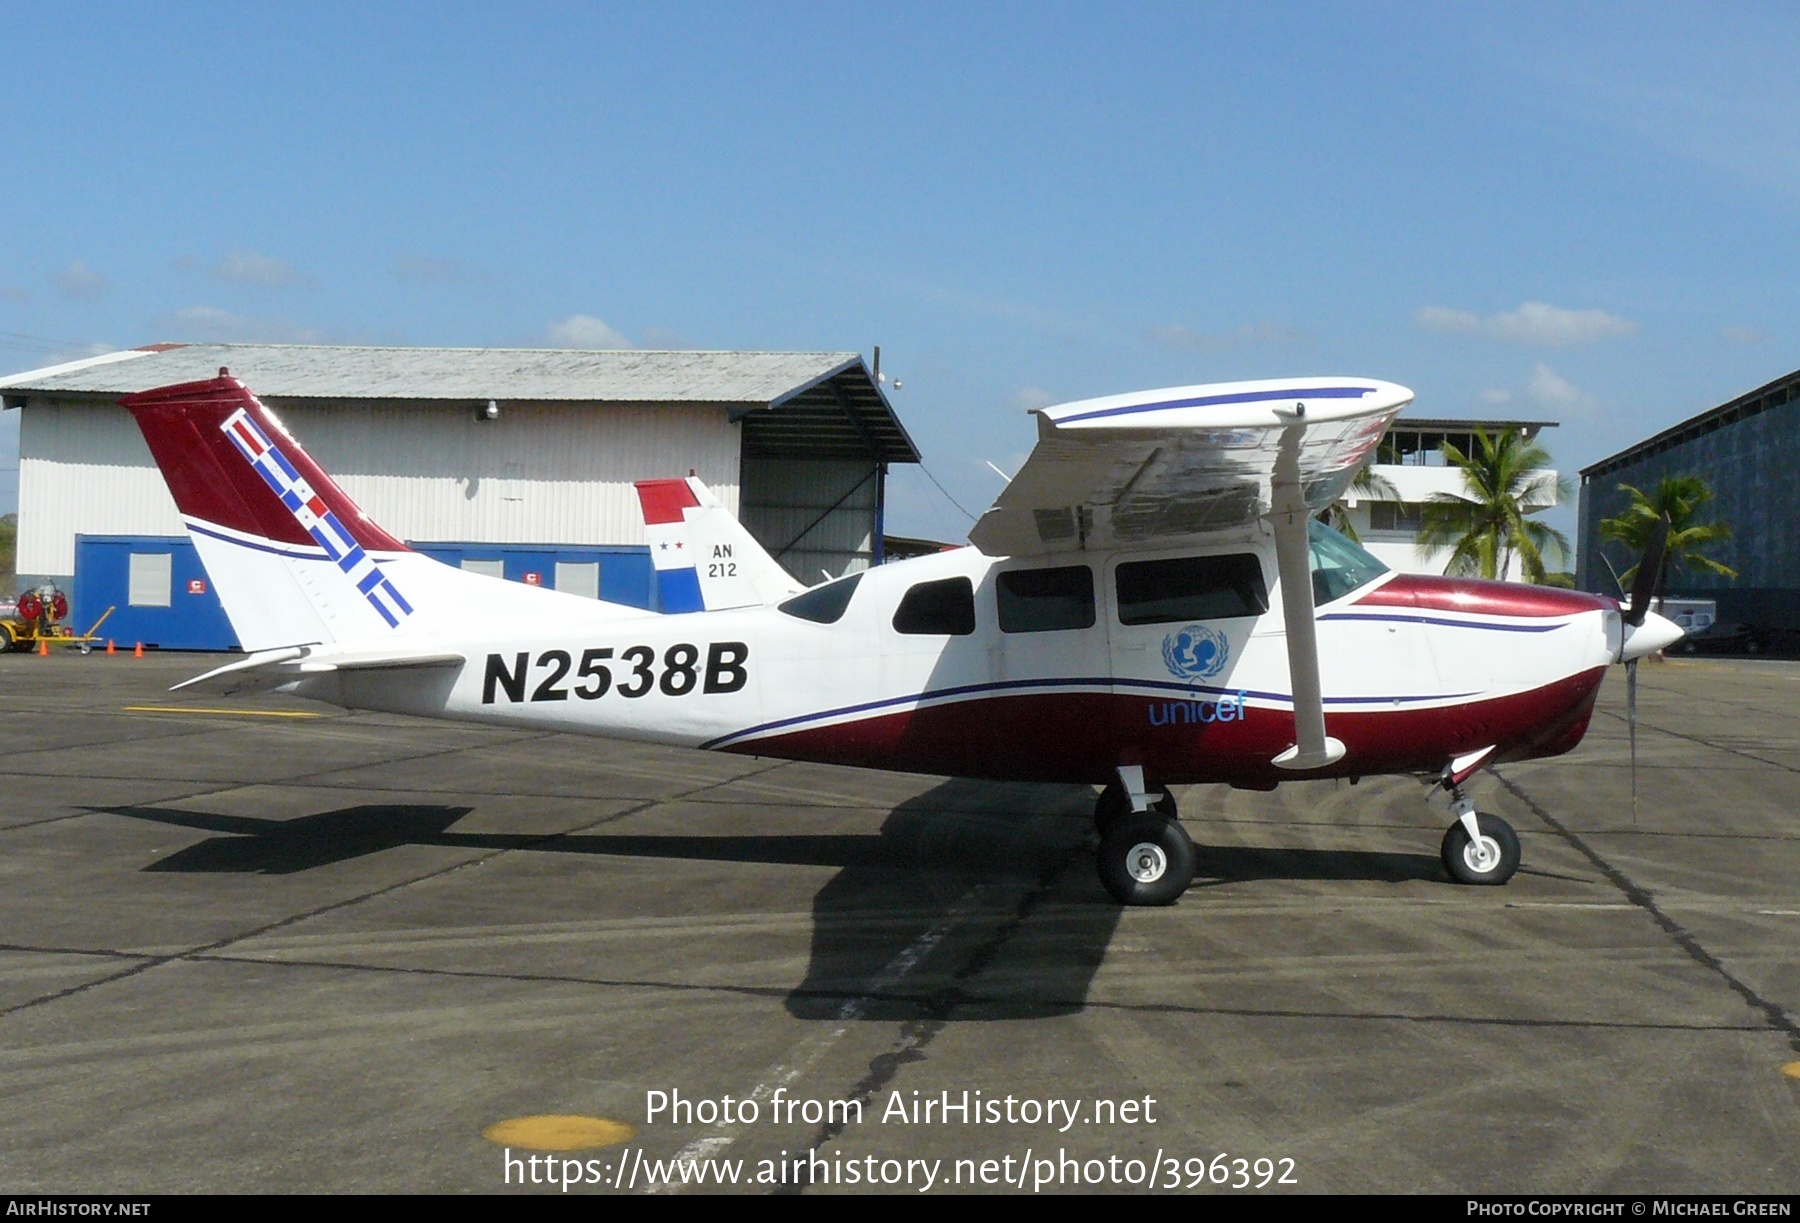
xmin=1440 ymin=792 xmax=1520 ymax=886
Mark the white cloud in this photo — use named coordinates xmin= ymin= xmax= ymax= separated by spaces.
xmin=1479 ymin=387 xmax=1514 ymax=405
xmin=1006 ymin=386 xmax=1056 ymax=413
xmin=546 ymin=315 xmax=634 ymax=349
xmin=1524 ymin=363 xmax=1598 ymax=416
xmin=164 ymin=306 xmax=327 ymax=344
xmin=211 ymin=250 xmax=307 ymax=287
xmin=1415 ymin=301 xmax=1637 ymax=347
xmin=1720 ymin=324 xmax=1767 ymax=345
xmin=54 ymin=260 xmax=108 ymax=299
xmin=1145 ymin=320 xmax=1302 ymax=351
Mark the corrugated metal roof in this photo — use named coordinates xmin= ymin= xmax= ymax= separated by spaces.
xmin=1580 ymin=365 xmax=1800 ymax=480
xmin=0 ymin=341 xmax=920 ymax=463
xmin=0 ymin=342 xmax=860 ymax=403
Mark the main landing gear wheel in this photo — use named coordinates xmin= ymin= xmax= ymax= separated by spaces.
xmin=1094 ymin=782 xmax=1176 ymax=835
xmin=1441 ymin=813 xmax=1521 ymax=886
xmin=1098 ymin=816 xmax=1196 ymax=906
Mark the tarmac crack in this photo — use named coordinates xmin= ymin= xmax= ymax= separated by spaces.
xmin=1492 ymin=767 xmax=1800 ymax=1054
xmin=1594 ymin=707 xmax=1800 ymax=775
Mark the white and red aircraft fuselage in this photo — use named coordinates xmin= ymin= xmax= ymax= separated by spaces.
xmin=120 ymin=372 xmax=1681 ymax=904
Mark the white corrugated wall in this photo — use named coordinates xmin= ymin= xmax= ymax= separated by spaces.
xmin=740 ymin=456 xmax=878 ymax=583
xmin=17 ymin=399 xmax=741 ymax=576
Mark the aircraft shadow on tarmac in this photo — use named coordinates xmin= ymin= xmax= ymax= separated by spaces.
xmin=108 ymin=785 xmax=1445 ymax=1022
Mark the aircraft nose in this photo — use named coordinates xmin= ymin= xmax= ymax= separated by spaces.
xmin=1620 ymin=610 xmax=1685 ymax=662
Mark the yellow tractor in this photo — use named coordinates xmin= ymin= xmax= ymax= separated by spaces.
xmin=0 ymin=582 xmax=114 ymax=653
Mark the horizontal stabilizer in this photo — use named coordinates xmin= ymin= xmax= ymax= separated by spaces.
xmin=173 ymin=646 xmax=468 ymax=695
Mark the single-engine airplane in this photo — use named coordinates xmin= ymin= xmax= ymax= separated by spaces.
xmin=121 ymin=371 xmax=1682 ymax=905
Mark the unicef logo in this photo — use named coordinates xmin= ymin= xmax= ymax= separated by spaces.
xmin=1162 ymin=624 xmax=1230 ymax=681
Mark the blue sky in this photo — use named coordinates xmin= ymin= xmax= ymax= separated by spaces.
xmin=2 ymin=2 xmax=1796 ymax=546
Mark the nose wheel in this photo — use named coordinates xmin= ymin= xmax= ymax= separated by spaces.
xmin=1440 ymin=811 xmax=1520 ymax=885
xmin=1097 ymin=815 xmax=1196 ymax=905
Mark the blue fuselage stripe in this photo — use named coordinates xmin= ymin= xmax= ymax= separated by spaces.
xmin=1321 ymin=613 xmax=1563 ymax=634
xmin=701 ymin=674 xmax=1479 ymax=750
xmin=188 ymin=520 xmax=329 ymax=561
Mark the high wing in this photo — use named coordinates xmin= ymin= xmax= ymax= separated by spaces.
xmin=970 ymin=377 xmax=1413 ymax=774
xmin=969 ymin=377 xmax=1412 ymax=557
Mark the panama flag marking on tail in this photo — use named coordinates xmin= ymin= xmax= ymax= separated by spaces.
xmin=637 ymin=478 xmax=705 ymax=614
xmin=219 ymin=407 xmax=415 ymax=628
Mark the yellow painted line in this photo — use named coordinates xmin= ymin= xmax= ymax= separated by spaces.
xmin=122 ymin=705 xmax=325 ymax=719
xmin=1783 ymin=1062 xmax=1800 ymax=1081
xmin=483 ymin=1115 xmax=636 ymax=1150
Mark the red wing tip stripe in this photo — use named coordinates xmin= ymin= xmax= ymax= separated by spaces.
xmin=635 ymin=479 xmax=702 ymax=525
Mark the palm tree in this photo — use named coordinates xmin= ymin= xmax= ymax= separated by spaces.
xmin=1598 ymin=475 xmax=1736 ymax=596
xmin=1415 ymin=428 xmax=1569 ymax=583
xmin=1317 ymin=462 xmax=1398 ymax=544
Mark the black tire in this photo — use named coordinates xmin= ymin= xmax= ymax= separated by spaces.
xmin=1098 ymin=816 xmax=1196 ymax=905
xmin=1440 ymin=813 xmax=1521 ymax=886
xmin=1094 ymin=782 xmax=1176 ymax=835
xmin=0 ymin=623 xmax=13 ymax=653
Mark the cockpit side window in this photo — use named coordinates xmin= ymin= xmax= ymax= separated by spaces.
xmin=1308 ymin=519 xmax=1389 ymax=604
xmin=778 ymin=573 xmax=862 ymax=624
xmin=1115 ymin=554 xmax=1267 ymax=625
xmin=892 ymin=576 xmax=976 ymax=636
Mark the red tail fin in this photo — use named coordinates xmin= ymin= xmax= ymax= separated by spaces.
xmin=121 ymin=373 xmax=406 ymax=553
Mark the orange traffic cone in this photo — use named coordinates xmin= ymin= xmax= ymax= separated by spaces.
xmin=37 ymin=637 xmax=49 ymax=656
xmin=133 ymin=642 xmax=144 ymax=659
xmin=106 ymin=640 xmax=115 ymax=655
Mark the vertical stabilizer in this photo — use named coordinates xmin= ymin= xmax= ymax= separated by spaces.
xmin=636 ymin=477 xmax=805 ymax=612
xmin=123 ymin=373 xmax=644 ymax=651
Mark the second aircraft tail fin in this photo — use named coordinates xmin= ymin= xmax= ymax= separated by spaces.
xmin=635 ymin=477 xmax=805 ymax=613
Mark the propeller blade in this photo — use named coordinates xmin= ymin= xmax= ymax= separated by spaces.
xmin=1627 ymin=658 xmax=1639 ymax=820
xmin=1624 ymin=513 xmax=1671 ymax=627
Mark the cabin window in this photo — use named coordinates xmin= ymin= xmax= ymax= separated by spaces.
xmin=892 ymin=576 xmax=976 ymax=635
xmin=1367 ymin=502 xmax=1424 ymax=532
xmin=997 ymin=565 xmax=1095 ymax=633
xmin=1309 ymin=519 xmax=1389 ymax=604
xmin=779 ymin=572 xmax=862 ymax=624
xmin=1115 ymin=554 xmax=1267 ymax=624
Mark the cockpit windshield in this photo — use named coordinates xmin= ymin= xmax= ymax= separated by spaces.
xmin=1308 ymin=518 xmax=1389 ymax=604
xmin=778 ymin=572 xmax=862 ymax=624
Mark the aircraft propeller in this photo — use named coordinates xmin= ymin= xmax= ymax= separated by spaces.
xmin=1620 ymin=513 xmax=1671 ymax=816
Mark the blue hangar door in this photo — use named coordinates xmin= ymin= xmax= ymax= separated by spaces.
xmin=73 ymin=535 xmax=239 ymax=650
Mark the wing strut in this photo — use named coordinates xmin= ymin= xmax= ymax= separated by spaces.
xmin=1269 ymin=419 xmax=1346 ymax=771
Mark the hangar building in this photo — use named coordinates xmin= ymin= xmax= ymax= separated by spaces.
xmin=0 ymin=343 xmax=918 ymax=649
xmin=1577 ymin=366 xmax=1799 ymax=633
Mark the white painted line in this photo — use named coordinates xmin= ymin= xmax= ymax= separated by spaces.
xmin=645 ymin=890 xmax=981 ymax=1192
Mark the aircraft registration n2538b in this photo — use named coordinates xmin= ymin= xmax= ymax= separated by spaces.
xmin=121 ymin=371 xmax=1683 ymax=905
